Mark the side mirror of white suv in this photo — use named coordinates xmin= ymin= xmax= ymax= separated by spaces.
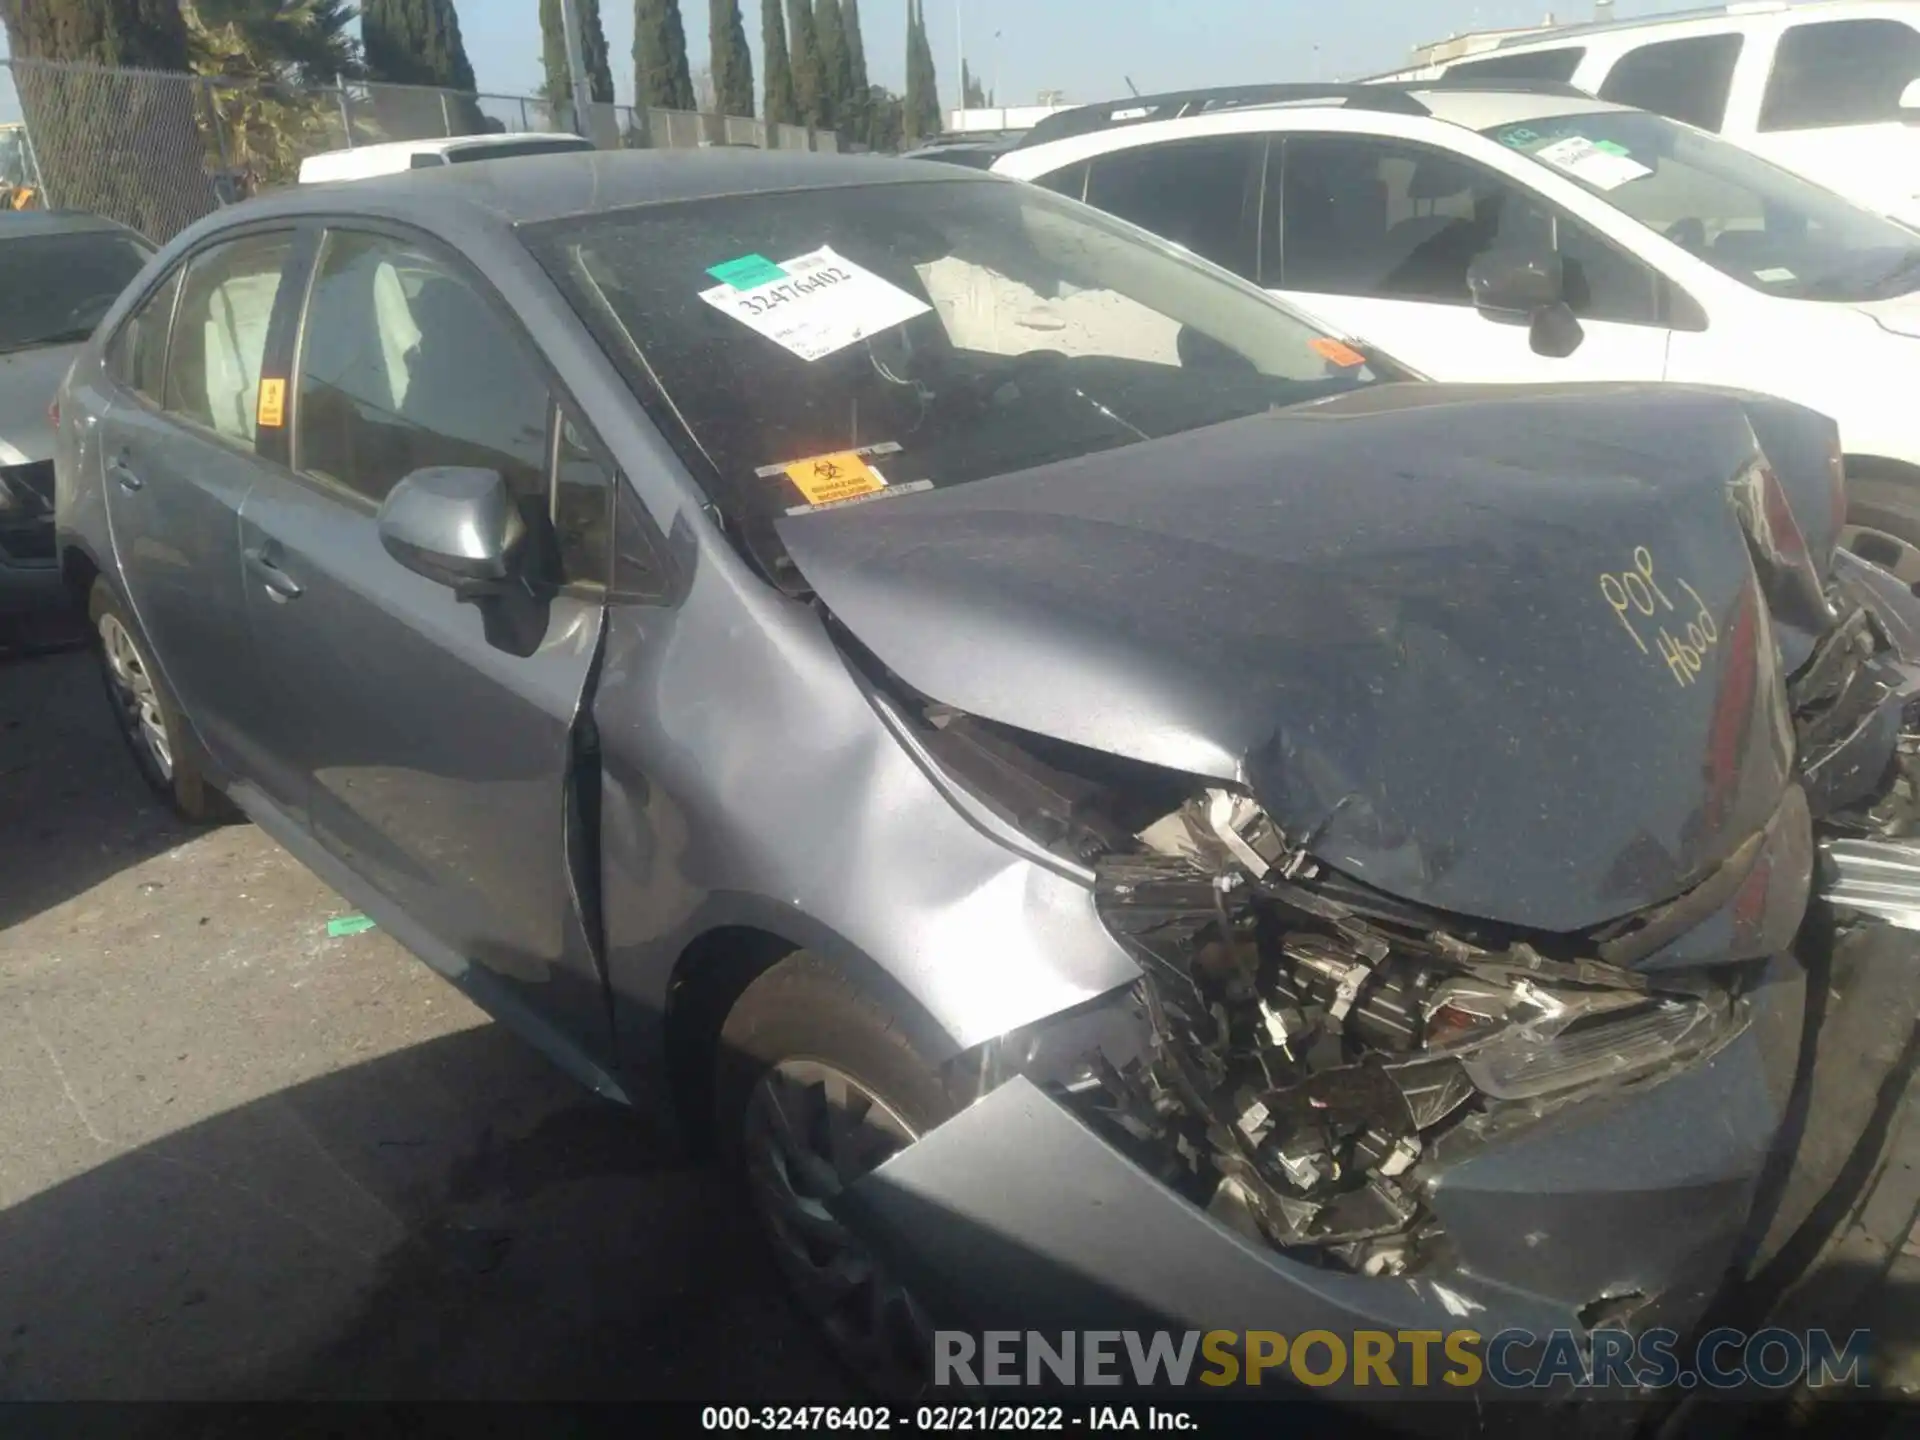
xmin=1466 ymin=249 xmax=1585 ymax=359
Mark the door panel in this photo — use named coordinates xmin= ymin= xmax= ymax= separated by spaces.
xmin=1266 ymin=135 xmax=1672 ymax=385
xmin=237 ymin=224 xmax=611 ymax=1068
xmin=99 ymin=232 xmax=295 ymax=775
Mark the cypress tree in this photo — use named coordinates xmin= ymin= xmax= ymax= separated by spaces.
xmin=0 ymin=0 xmax=191 ymax=69
xmin=787 ymin=0 xmax=828 ymax=130
xmin=842 ymin=0 xmax=868 ymax=92
xmin=709 ymin=0 xmax=753 ymax=117
xmin=815 ymin=0 xmax=853 ymax=132
xmin=633 ymin=0 xmax=696 ymax=111
xmin=911 ymin=0 xmax=940 ymax=137
xmin=540 ymin=0 xmax=616 ymax=109
xmin=363 ymin=0 xmax=477 ymax=90
xmin=761 ymin=0 xmax=798 ymax=126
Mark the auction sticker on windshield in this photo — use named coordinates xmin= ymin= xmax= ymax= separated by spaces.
xmin=699 ymin=245 xmax=932 ymax=361
xmin=1532 ymin=135 xmax=1650 ymax=191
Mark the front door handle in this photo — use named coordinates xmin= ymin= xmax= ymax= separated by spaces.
xmin=244 ymin=546 xmax=304 ymax=602
xmin=107 ymin=453 xmax=143 ymax=492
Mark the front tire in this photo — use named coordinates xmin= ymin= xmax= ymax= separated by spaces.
xmin=716 ymin=952 xmax=956 ymax=1398
xmin=89 ymin=578 xmax=230 ymax=823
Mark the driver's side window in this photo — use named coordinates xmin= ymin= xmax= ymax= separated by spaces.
xmin=1267 ymin=136 xmax=1664 ymax=326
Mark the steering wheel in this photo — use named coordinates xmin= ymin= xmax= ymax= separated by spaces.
xmin=1664 ymin=217 xmax=1707 ymax=253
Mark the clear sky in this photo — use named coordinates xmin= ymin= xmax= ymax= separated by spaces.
xmin=1 ymin=0 xmax=1720 ymax=110
xmin=462 ymin=0 xmax=1714 ymax=108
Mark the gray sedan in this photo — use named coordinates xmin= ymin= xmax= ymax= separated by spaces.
xmin=52 ymin=149 xmax=1920 ymax=1402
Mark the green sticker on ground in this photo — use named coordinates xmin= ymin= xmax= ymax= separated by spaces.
xmin=707 ymin=253 xmax=788 ymax=289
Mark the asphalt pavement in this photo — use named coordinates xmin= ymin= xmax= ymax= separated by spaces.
xmin=0 ymin=645 xmax=844 ymax=1405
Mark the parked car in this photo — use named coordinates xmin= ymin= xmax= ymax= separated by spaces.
xmin=54 ymin=149 xmax=1920 ymax=1404
xmin=899 ymin=132 xmax=1026 ymax=169
xmin=1376 ymin=0 xmax=1920 ymax=230
xmin=993 ymin=79 xmax=1920 ymax=571
xmin=1 ymin=210 xmax=151 ymax=628
xmin=296 ymin=132 xmax=595 ymax=184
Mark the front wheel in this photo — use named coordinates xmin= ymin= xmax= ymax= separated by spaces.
xmin=716 ymin=952 xmax=956 ymax=1399
xmin=89 ymin=578 xmax=231 ymax=823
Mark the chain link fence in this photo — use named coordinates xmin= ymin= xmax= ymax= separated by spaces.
xmin=0 ymin=56 xmax=845 ymax=243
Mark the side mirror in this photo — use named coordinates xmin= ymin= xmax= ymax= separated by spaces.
xmin=377 ymin=466 xmax=525 ymax=593
xmin=1901 ymin=77 xmax=1920 ymax=121
xmin=1466 ymin=249 xmax=1584 ymax=359
xmin=1467 ymin=248 xmax=1565 ymax=314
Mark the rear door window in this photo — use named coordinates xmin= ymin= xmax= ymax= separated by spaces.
xmin=1598 ymin=34 xmax=1744 ymax=132
xmin=108 ymin=267 xmax=182 ymax=405
xmin=1445 ymin=47 xmax=1587 ymax=82
xmin=1083 ymin=136 xmax=1263 ymax=279
xmin=162 ymin=231 xmax=295 ymax=448
xmin=1760 ymin=18 xmax=1920 ymax=130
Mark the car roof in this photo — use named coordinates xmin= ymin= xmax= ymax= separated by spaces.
xmin=0 ymin=208 xmax=147 ymax=241
xmin=1006 ymin=81 xmax=1630 ymax=160
xmin=305 ymin=133 xmax=593 ymax=165
xmin=1467 ymin=0 xmax=1886 ymax=52
xmin=214 ymin=147 xmax=989 ymax=234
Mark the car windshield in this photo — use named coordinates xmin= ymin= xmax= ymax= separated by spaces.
xmin=1483 ymin=109 xmax=1920 ymax=302
xmin=522 ymin=177 xmax=1404 ymax=573
xmin=0 ymin=227 xmax=151 ymax=353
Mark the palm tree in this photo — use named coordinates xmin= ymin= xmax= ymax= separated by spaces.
xmin=184 ymin=0 xmax=364 ymax=192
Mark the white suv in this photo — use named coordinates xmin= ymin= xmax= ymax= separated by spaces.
xmin=993 ymin=80 xmax=1920 ymax=560
xmin=1381 ymin=0 xmax=1920 ymax=229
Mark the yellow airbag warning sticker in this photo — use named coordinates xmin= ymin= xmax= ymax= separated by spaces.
xmin=256 ymin=377 xmax=287 ymax=429
xmin=784 ymin=451 xmax=887 ymax=506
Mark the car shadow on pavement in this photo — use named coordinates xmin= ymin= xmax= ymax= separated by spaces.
xmin=0 ymin=1023 xmax=846 ymax=1410
xmin=0 ymin=648 xmax=197 ymax=931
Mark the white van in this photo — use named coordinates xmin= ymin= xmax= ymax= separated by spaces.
xmin=297 ymin=133 xmax=595 ymax=184
xmin=996 ymin=80 xmax=1920 ymax=562
xmin=1379 ymin=1 xmax=1920 ymax=229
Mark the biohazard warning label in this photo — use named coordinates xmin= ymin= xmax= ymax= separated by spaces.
xmin=782 ymin=451 xmax=888 ymax=506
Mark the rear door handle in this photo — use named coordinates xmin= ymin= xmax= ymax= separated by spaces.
xmin=244 ymin=546 xmax=303 ymax=601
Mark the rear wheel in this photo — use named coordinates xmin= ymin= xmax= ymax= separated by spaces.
xmin=716 ymin=952 xmax=955 ymax=1399
xmin=89 ymin=578 xmax=230 ymax=823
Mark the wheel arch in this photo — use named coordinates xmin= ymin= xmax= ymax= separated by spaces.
xmin=660 ymin=920 xmax=961 ymax=1156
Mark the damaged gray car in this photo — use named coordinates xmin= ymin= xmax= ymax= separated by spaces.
xmin=52 ymin=151 xmax=1920 ymax=1407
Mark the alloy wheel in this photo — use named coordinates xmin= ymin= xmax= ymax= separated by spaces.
xmin=98 ymin=612 xmax=173 ymax=782
xmin=742 ymin=1058 xmax=934 ymax=1397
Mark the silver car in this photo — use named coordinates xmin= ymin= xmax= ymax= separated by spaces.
xmin=52 ymin=149 xmax=1920 ymax=1402
xmin=1 ymin=209 xmax=151 ymax=626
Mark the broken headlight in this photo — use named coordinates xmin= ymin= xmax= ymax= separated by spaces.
xmin=1066 ymin=789 xmax=1747 ymax=1272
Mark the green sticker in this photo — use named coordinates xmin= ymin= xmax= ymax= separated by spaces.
xmin=707 ymin=253 xmax=788 ymax=289
xmin=1501 ymin=126 xmax=1539 ymax=148
xmin=1594 ymin=140 xmax=1631 ymax=156
xmin=326 ymin=913 xmax=377 ymax=937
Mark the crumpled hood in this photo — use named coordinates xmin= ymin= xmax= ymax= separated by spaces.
xmin=779 ymin=382 xmax=1846 ymax=933
xmin=0 ymin=343 xmax=79 ymax=466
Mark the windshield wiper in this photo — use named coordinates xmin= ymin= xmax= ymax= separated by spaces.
xmin=0 ymin=326 xmax=94 ymax=354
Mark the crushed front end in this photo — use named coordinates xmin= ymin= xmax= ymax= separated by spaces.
xmin=805 ymin=393 xmax=1920 ymax=1400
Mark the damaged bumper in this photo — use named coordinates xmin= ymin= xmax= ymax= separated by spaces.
xmin=835 ymin=958 xmax=1806 ymax=1392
